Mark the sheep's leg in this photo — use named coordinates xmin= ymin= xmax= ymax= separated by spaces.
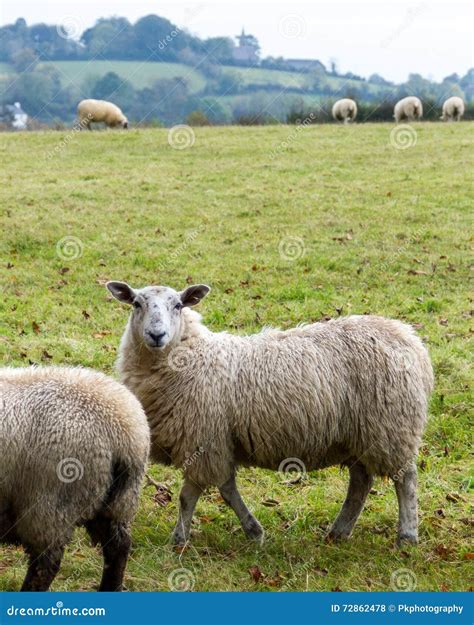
xmin=21 ymin=546 xmax=64 ymax=591
xmin=171 ymin=479 xmax=203 ymax=546
xmin=394 ymin=463 xmax=418 ymax=545
xmin=86 ymin=516 xmax=131 ymax=591
xmin=327 ymin=461 xmax=373 ymax=541
xmin=219 ymin=474 xmax=264 ymax=543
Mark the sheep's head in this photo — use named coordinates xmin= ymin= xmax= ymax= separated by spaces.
xmin=122 ymin=118 xmax=129 ymax=129
xmin=107 ymin=281 xmax=210 ymax=350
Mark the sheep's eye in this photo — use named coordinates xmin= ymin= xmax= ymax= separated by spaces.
xmin=133 ymin=300 xmax=141 ymax=309
xmin=174 ymin=302 xmax=183 ymax=311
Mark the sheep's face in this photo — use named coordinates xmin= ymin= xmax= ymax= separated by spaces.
xmin=107 ymin=282 xmax=210 ymax=350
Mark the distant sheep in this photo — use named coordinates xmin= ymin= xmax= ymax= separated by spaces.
xmin=0 ymin=366 xmax=149 ymax=591
xmin=332 ymin=98 xmax=358 ymax=123
xmin=107 ymin=281 xmax=433 ymax=548
xmin=77 ymin=99 xmax=128 ymax=130
xmin=441 ymin=96 xmax=465 ymax=121
xmin=394 ymin=96 xmax=423 ymax=123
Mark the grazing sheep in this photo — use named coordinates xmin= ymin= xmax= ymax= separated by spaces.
xmin=77 ymin=99 xmax=128 ymax=130
xmin=0 ymin=366 xmax=149 ymax=591
xmin=332 ymin=98 xmax=358 ymax=124
xmin=440 ymin=96 xmax=465 ymax=121
xmin=394 ymin=96 xmax=423 ymax=123
xmin=107 ymin=281 xmax=433 ymax=548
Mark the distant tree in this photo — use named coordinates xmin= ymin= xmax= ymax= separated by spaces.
xmin=3 ymin=65 xmax=77 ymax=121
xmin=81 ymin=17 xmax=135 ymax=59
xmin=133 ymin=14 xmax=185 ymax=60
xmin=91 ymin=71 xmax=135 ymax=108
xmin=134 ymin=77 xmax=189 ymax=125
xmin=186 ymin=110 xmax=211 ymax=126
xmin=460 ymin=68 xmax=474 ymax=100
xmin=369 ymin=73 xmax=393 ymax=86
xmin=11 ymin=48 xmax=38 ymax=72
xmin=202 ymin=37 xmax=235 ymax=63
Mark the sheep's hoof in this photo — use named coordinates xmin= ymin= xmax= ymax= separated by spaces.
xmin=325 ymin=529 xmax=350 ymax=543
xmin=171 ymin=531 xmax=187 ymax=548
xmin=244 ymin=521 xmax=265 ymax=544
xmin=397 ymin=532 xmax=418 ymax=547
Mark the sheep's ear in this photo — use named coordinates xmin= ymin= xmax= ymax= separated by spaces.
xmin=106 ymin=281 xmax=136 ymax=305
xmin=180 ymin=284 xmax=210 ymax=307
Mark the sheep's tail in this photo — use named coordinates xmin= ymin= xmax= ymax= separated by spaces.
xmin=102 ymin=455 xmax=145 ymax=522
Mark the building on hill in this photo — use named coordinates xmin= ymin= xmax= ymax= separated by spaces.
xmin=0 ymin=102 xmax=28 ymax=130
xmin=233 ymin=28 xmax=260 ymax=64
xmin=284 ymin=59 xmax=326 ymax=72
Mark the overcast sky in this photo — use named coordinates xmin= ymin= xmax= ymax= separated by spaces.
xmin=1 ymin=0 xmax=472 ymax=82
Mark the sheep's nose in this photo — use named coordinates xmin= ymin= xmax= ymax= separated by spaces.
xmin=147 ymin=331 xmax=166 ymax=346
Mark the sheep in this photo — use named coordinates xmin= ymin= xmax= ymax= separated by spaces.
xmin=0 ymin=366 xmax=149 ymax=591
xmin=332 ymin=98 xmax=358 ymax=124
xmin=440 ymin=96 xmax=465 ymax=121
xmin=394 ymin=96 xmax=423 ymax=123
xmin=107 ymin=281 xmax=433 ymax=549
xmin=77 ymin=99 xmax=128 ymax=130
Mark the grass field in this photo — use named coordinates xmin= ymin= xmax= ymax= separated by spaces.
xmin=0 ymin=123 xmax=472 ymax=592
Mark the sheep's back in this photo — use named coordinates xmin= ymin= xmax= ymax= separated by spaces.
xmin=222 ymin=315 xmax=432 ymax=475
xmin=0 ymin=367 xmax=149 ymax=526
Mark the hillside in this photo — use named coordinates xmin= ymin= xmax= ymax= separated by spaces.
xmin=0 ymin=60 xmax=379 ymax=95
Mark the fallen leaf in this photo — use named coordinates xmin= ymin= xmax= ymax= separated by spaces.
xmin=82 ymin=310 xmax=91 ymax=320
xmin=248 ymin=565 xmax=263 ymax=583
xmin=261 ymin=498 xmax=280 ymax=507
xmin=41 ymin=350 xmax=53 ymax=360
xmin=58 ymin=267 xmax=69 ymax=275
xmin=434 ymin=544 xmax=450 ymax=559
xmin=463 ymin=553 xmax=474 ymax=560
xmin=407 ymin=269 xmax=428 ymax=276
xmin=92 ymin=331 xmax=111 ymax=339
xmin=266 ymin=572 xmax=284 ymax=587
xmin=314 ymin=567 xmax=329 ymax=577
xmin=434 ymin=508 xmax=446 ymax=518
xmin=32 ymin=321 xmax=40 ymax=334
xmin=446 ymin=492 xmax=465 ymax=503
